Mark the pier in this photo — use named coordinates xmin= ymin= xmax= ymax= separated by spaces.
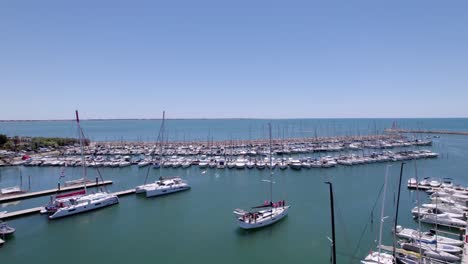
xmin=0 ymin=188 xmax=136 ymax=220
xmin=0 ymin=207 xmax=43 ymax=220
xmin=0 ymin=181 xmax=113 ymax=203
xmin=387 ymin=128 xmax=468 ymax=136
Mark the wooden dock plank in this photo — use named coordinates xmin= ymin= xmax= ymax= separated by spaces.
xmin=0 ymin=181 xmax=113 ymax=203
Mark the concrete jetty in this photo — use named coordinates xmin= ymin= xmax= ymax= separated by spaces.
xmin=0 ymin=181 xmax=113 ymax=203
xmin=387 ymin=128 xmax=468 ymax=136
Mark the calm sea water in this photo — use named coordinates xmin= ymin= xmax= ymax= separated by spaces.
xmin=1 ymin=118 xmax=467 ymax=141
xmin=1 ymin=119 xmax=468 ymax=264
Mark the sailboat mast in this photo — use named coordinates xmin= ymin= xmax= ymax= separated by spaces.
xmin=268 ymin=123 xmax=273 ymax=204
xmin=75 ymin=110 xmax=87 ymax=193
xmin=378 ymin=165 xmax=390 ymax=262
xmin=393 ymin=162 xmax=405 ymax=259
xmin=325 ymin=182 xmax=337 ymax=264
xmin=160 ymin=111 xmax=165 ymax=178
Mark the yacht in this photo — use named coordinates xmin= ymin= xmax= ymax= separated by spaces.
xmin=235 ymin=158 xmax=247 ymax=169
xmin=419 ymin=213 xmax=466 ymax=228
xmin=47 ymin=192 xmax=119 ymax=219
xmin=234 ymin=202 xmax=290 ymax=229
xmin=216 ymin=159 xmax=226 ymax=169
xmin=395 ymin=225 xmax=463 ymax=246
xmin=401 ymin=243 xmax=461 ymax=263
xmin=289 ymin=160 xmax=302 ymax=170
xmin=42 ymin=110 xmax=119 ymax=219
xmin=145 ymin=177 xmax=190 ymax=197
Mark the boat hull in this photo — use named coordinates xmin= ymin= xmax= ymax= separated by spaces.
xmin=237 ymin=206 xmax=290 ymax=230
xmin=49 ymin=195 xmax=119 ymax=219
xmin=145 ymin=185 xmax=190 ymax=198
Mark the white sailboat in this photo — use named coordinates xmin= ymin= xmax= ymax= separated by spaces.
xmin=361 ymin=166 xmax=395 ymax=264
xmin=135 ymin=111 xmax=191 ymax=197
xmin=42 ymin=110 xmax=119 ymax=219
xmin=233 ymin=124 xmax=290 ymax=230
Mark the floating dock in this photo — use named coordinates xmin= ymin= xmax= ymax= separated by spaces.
xmin=0 ymin=188 xmax=136 ymax=220
xmin=0 ymin=181 xmax=113 ymax=203
xmin=113 ymin=189 xmax=136 ymax=197
xmin=0 ymin=207 xmax=43 ymax=220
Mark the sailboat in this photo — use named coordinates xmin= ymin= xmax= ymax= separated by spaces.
xmin=41 ymin=111 xmax=119 ymax=219
xmin=361 ymin=166 xmax=395 ymax=264
xmin=233 ymin=123 xmax=290 ymax=230
xmin=135 ymin=111 xmax=190 ymax=197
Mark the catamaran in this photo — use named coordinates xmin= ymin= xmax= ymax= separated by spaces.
xmin=41 ymin=111 xmax=119 ymax=219
xmin=135 ymin=111 xmax=191 ymax=197
xmin=233 ymin=124 xmax=290 ymax=230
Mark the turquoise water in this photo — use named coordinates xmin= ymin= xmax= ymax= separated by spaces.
xmin=1 ymin=119 xmax=468 ymax=263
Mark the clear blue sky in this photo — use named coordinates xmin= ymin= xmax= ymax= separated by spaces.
xmin=1 ymin=0 xmax=467 ymax=119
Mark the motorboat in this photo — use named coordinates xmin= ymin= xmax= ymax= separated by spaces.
xmin=395 ymin=226 xmax=463 ymax=246
xmin=289 ymin=160 xmax=302 ymax=170
xmin=216 ymin=159 xmax=226 ymax=169
xmin=422 ymin=203 xmax=466 ymax=216
xmin=407 ymin=178 xmax=417 ymax=186
xmin=401 ymin=243 xmax=461 ymax=263
xmin=145 ymin=177 xmax=190 ymax=197
xmin=246 ymin=161 xmax=255 ymax=169
xmin=429 ymin=180 xmax=441 ymax=188
xmin=411 ymin=207 xmax=465 ymax=219
xmin=235 ymin=159 xmax=246 ymax=169
xmin=255 ymin=161 xmax=266 ymax=170
xmin=419 ymin=213 xmax=466 ymax=228
xmin=0 ymin=221 xmax=15 ymax=236
xmin=419 ymin=177 xmax=431 ymax=186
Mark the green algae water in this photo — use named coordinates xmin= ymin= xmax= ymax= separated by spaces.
xmin=1 ymin=119 xmax=468 ymax=264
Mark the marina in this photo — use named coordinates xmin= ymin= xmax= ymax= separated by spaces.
xmin=0 ymin=119 xmax=467 ymax=264
xmin=1 ymin=0 xmax=467 ymax=262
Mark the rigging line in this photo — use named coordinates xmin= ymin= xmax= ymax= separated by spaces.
xmin=334 ymin=197 xmax=353 ymax=251
xmin=79 ymin=127 xmax=108 ymax=193
xmin=349 ymin=182 xmax=385 ymax=264
xmin=144 ymin=116 xmax=165 ymax=184
xmin=94 ymin=165 xmax=108 ymax=193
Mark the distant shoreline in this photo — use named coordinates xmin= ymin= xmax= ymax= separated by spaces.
xmin=0 ymin=117 xmax=467 ymax=122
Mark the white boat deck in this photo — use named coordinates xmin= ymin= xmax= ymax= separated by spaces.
xmin=0 ymin=237 xmax=4 ymax=246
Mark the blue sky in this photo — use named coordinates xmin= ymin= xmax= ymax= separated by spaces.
xmin=1 ymin=0 xmax=467 ymax=119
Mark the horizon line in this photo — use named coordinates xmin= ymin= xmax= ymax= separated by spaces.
xmin=1 ymin=116 xmax=468 ymax=122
